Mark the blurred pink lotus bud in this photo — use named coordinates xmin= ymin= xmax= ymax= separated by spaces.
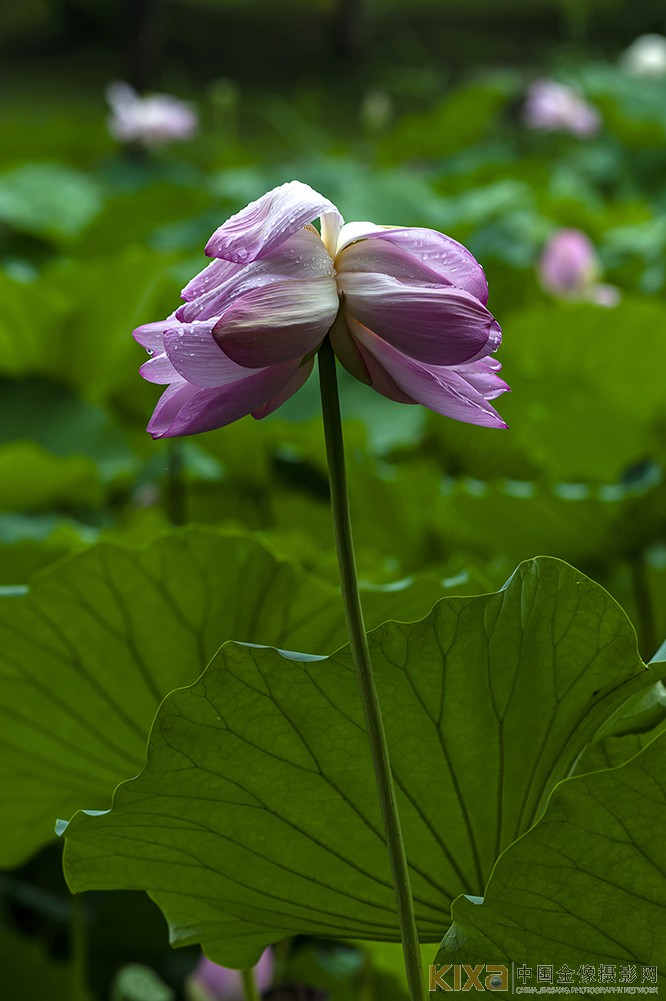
xmin=523 ymin=79 xmax=600 ymax=137
xmin=133 ymin=180 xmax=508 ymax=438
xmin=186 ymin=950 xmax=274 ymax=1001
xmin=539 ymin=229 xmax=599 ymax=294
xmin=620 ymin=34 xmax=666 ymax=79
xmin=538 ymin=229 xmax=619 ymax=307
xmin=106 ymin=81 xmax=198 ymax=149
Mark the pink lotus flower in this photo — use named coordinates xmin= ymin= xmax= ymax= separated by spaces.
xmin=522 ymin=79 xmax=600 ymax=137
xmin=186 ymin=950 xmax=273 ymax=1001
xmin=538 ymin=229 xmax=620 ymax=307
xmin=106 ymin=81 xmax=198 ymax=149
xmin=134 ymin=181 xmax=508 ymax=437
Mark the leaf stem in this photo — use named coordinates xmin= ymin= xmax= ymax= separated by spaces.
xmin=241 ymin=967 xmax=261 ymax=1001
xmin=317 ymin=336 xmax=425 ymax=1001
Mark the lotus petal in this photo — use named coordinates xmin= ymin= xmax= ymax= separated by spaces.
xmin=205 ymin=181 xmax=343 ymax=264
xmin=339 ymin=272 xmax=500 ymax=366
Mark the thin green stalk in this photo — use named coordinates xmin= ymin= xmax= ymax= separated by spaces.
xmin=317 ymin=336 xmax=425 ymax=1001
xmin=240 ymin=967 xmax=261 ymax=1001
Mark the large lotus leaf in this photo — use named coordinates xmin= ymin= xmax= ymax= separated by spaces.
xmin=430 ymin=471 xmax=665 ymax=570
xmin=0 ymin=528 xmax=449 ymax=868
xmin=182 ymin=413 xmax=666 ymax=579
xmin=436 ymin=733 xmax=666 ymax=981
xmin=0 ymin=513 xmax=92 ymax=586
xmin=574 ymin=671 xmax=666 ymax=775
xmin=77 ymin=178 xmax=213 ymax=257
xmin=421 ymin=297 xmax=666 ymax=485
xmin=0 ymin=377 xmax=137 ymax=484
xmin=582 ymin=64 xmax=666 ymax=147
xmin=0 ymin=271 xmax=68 ymax=378
xmin=0 ymin=248 xmax=178 ymax=403
xmin=378 ymin=77 xmax=513 ymax=161
xmin=500 ymin=298 xmax=666 ymax=483
xmin=0 ymin=163 xmax=102 ymax=243
xmin=0 ymin=442 xmax=103 ymax=510
xmin=53 ymin=248 xmax=179 ymax=404
xmin=62 ymin=558 xmax=664 ymax=968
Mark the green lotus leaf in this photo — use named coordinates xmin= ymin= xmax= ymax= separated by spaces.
xmin=0 ymin=527 xmax=449 ymax=867
xmin=436 ymin=733 xmax=666 ymax=982
xmin=61 ymin=558 xmax=663 ymax=967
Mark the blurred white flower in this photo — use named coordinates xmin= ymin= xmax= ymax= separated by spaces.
xmin=620 ymin=34 xmax=666 ymax=79
xmin=538 ymin=229 xmax=619 ymax=307
xmin=105 ymin=81 xmax=198 ymax=149
xmin=523 ymin=79 xmax=600 ymax=137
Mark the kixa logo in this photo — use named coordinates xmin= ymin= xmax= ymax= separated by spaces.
xmin=428 ymin=964 xmax=509 ymax=992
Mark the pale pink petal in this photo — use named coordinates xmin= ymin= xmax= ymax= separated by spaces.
xmin=139 ymin=352 xmax=180 ymax=384
xmin=134 ymin=317 xmax=181 ymax=383
xmin=330 ymin=298 xmax=408 ymax=401
xmin=133 ymin=320 xmax=174 ymax=352
xmin=454 ymin=359 xmax=510 ymax=401
xmin=348 ymin=318 xmax=507 ymax=428
xmin=148 ymin=362 xmax=308 ymax=438
xmin=178 ymin=227 xmax=334 ymax=323
xmin=328 ymin=311 xmax=371 ymax=384
xmin=147 ymin=380 xmax=199 ymax=437
xmin=336 ymin=221 xmax=387 ymax=253
xmin=251 ymin=358 xmax=315 ymax=419
xmin=337 ymin=228 xmax=488 ymax=304
xmin=163 ymin=321 xmax=267 ymax=388
xmin=338 ymin=272 xmax=500 ymax=366
xmin=205 ymin=181 xmax=342 ymax=263
xmin=353 ymin=341 xmax=416 ymax=405
xmin=338 ymin=237 xmax=449 ymax=284
xmin=181 ymin=257 xmax=241 ymax=302
xmin=213 ymin=278 xmax=339 ymax=368
xmin=320 ymin=212 xmax=343 ymax=257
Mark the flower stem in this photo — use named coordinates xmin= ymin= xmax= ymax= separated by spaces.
xmin=240 ymin=967 xmax=261 ymax=1001
xmin=317 ymin=336 xmax=425 ymax=1001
